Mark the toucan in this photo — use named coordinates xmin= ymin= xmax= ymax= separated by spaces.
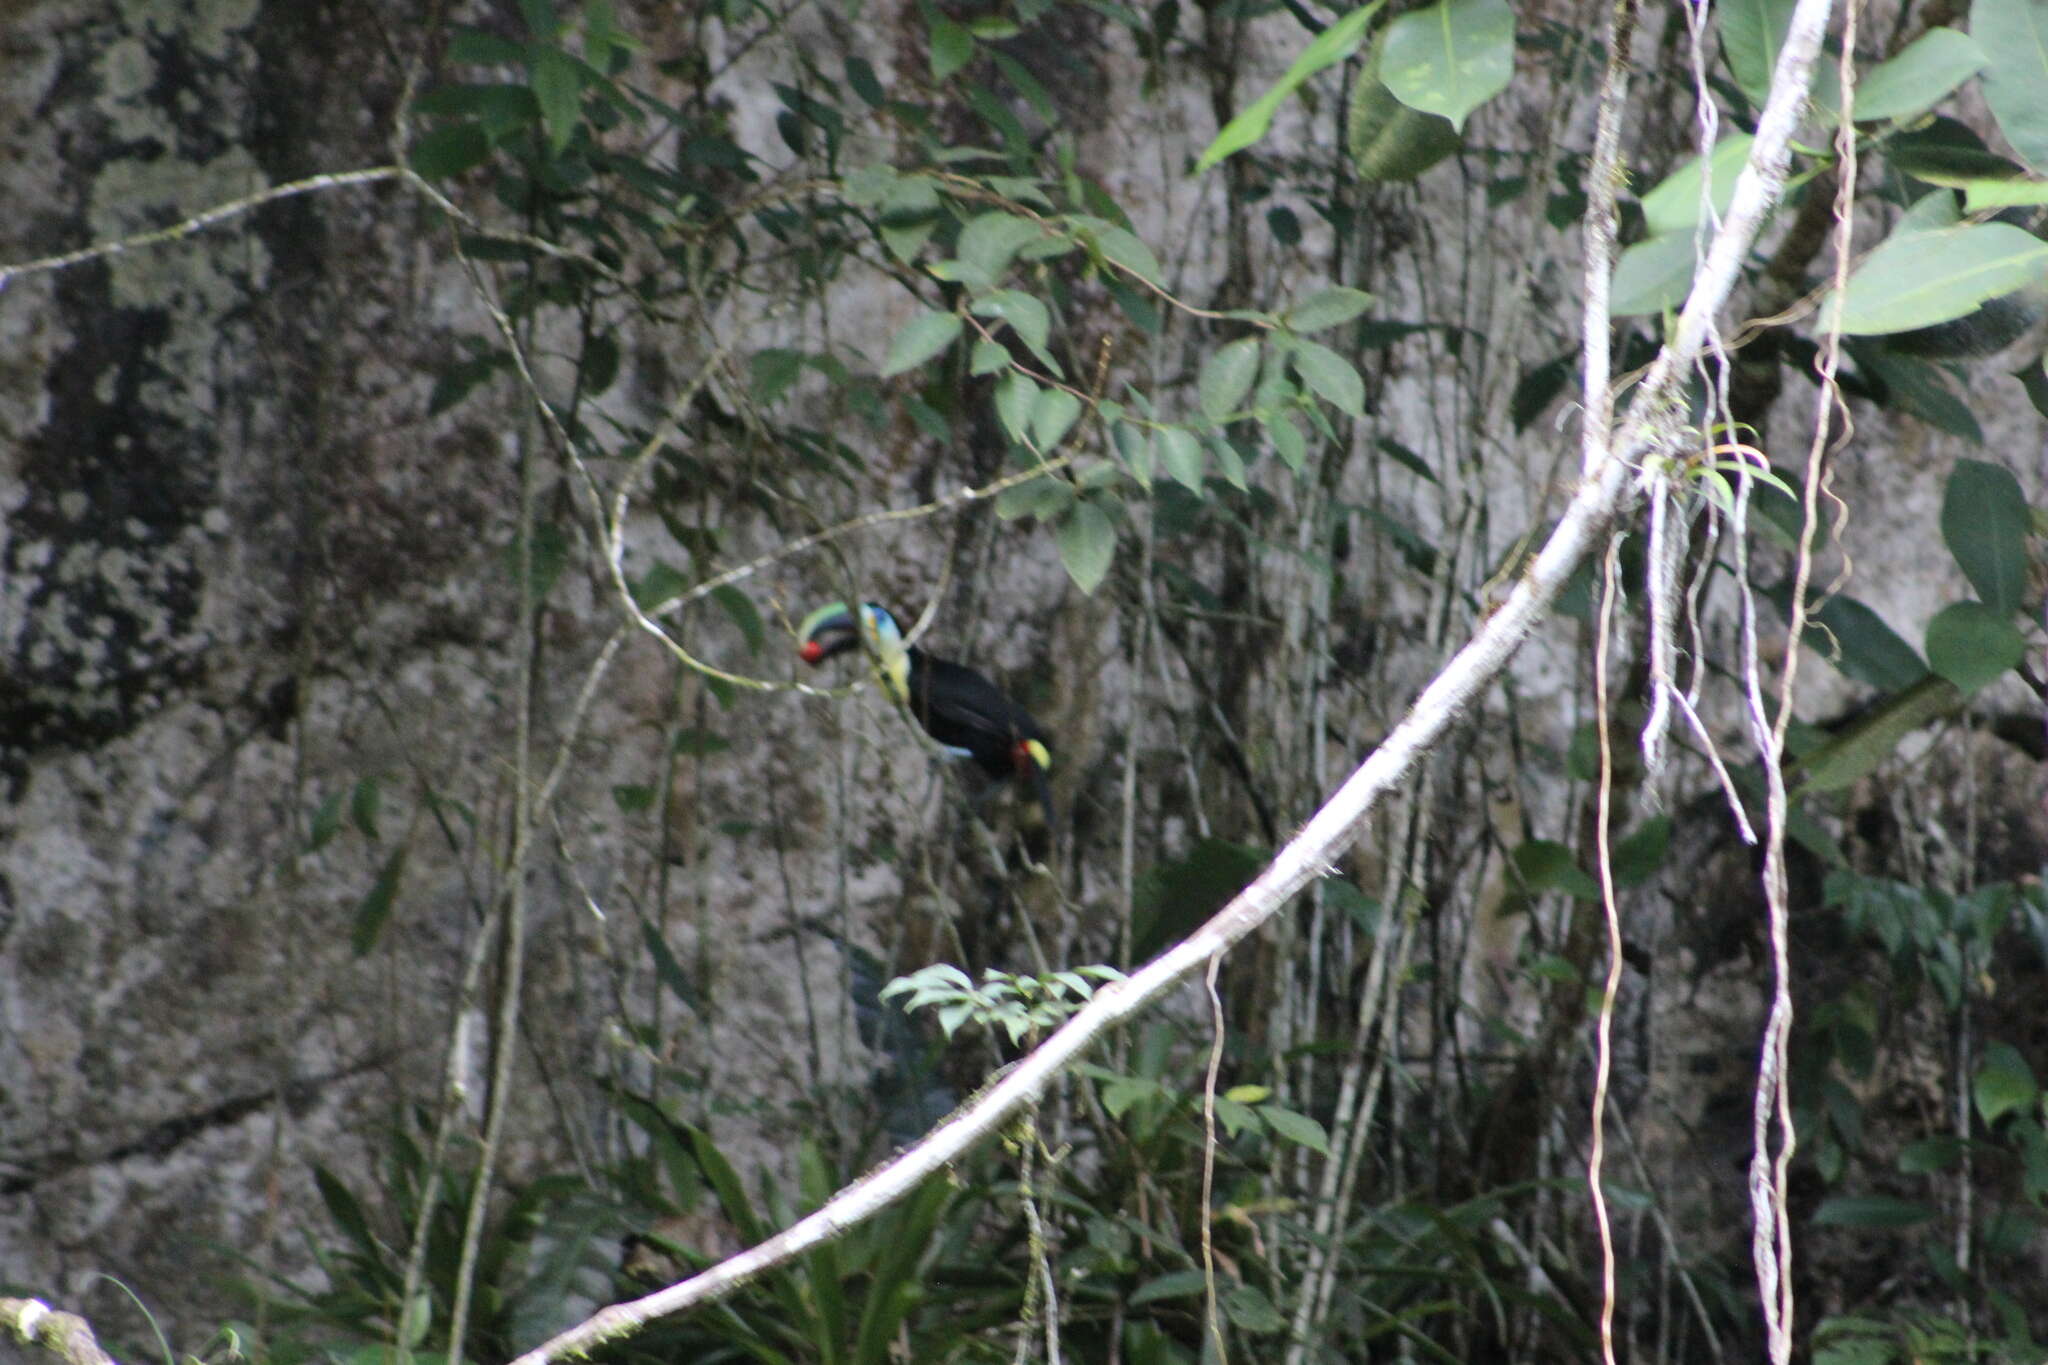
xmin=797 ymin=601 xmax=1055 ymax=831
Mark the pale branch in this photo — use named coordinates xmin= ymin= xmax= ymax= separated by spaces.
xmin=503 ymin=1 xmax=1839 ymax=1355
xmin=1 ymin=1299 xmax=123 ymax=1365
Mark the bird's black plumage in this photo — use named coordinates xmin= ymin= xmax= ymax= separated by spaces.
xmin=798 ymin=602 xmax=1055 ymax=829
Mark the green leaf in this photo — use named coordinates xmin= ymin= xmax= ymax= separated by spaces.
xmin=995 ymin=474 xmax=1074 ymax=521
xmin=611 ymin=783 xmax=655 ymax=813
xmin=1510 ymin=839 xmax=1601 ymax=900
xmin=642 ymin=920 xmax=702 ymax=1012
xmin=1199 ymin=336 xmax=1262 ymax=421
xmin=1805 ymin=594 xmax=1929 ymax=690
xmin=1159 ymin=428 xmax=1205 ymax=490
xmin=1285 ymin=286 xmax=1375 ymax=333
xmin=1925 ymin=601 xmax=2025 ymax=693
xmin=957 ymin=212 xmax=1046 ymax=280
xmin=1963 ymin=176 xmax=2048 ymax=209
xmin=349 ymin=777 xmax=381 ymax=840
xmin=1721 ymin=0 xmax=1798 ymax=103
xmin=1889 ymin=117 xmax=2029 ymax=186
xmin=1795 ymin=675 xmax=1964 ymax=794
xmin=1831 ymin=220 xmax=2048 ymax=335
xmin=929 ymin=14 xmax=974 ymax=80
xmin=712 ymin=584 xmax=765 ymax=654
xmin=1130 ymin=1270 xmax=1211 ymax=1305
xmin=1611 ymin=816 xmax=1672 ymax=888
xmin=1812 ymin=1195 xmax=1937 ymax=1228
xmin=1855 ymin=28 xmax=1987 ymax=123
xmin=351 ymin=846 xmax=409 ymax=956
xmin=1267 ymin=410 xmax=1307 ymax=471
xmin=1291 ymin=340 xmax=1366 ymax=417
xmin=409 ymin=121 xmax=492 ymax=179
xmin=1381 ymin=0 xmax=1516 ymax=131
xmin=1209 ymin=435 xmax=1248 ymax=489
xmin=528 ymin=44 xmax=585 ymax=154
xmin=1261 ymin=1105 xmax=1332 ymax=1155
xmin=1851 ymin=342 xmax=1983 ymax=443
xmin=1640 ymin=134 xmax=1755 ymax=237
xmin=1941 ymin=458 xmax=2032 ymax=614
xmin=1222 ymin=1284 xmax=1289 ymax=1334
xmin=881 ymin=310 xmax=961 ymax=377
xmin=1089 ymin=225 xmax=1164 ymax=286
xmin=1196 ymin=2 xmax=1387 ymax=172
xmin=971 ymin=290 xmax=1052 ymax=359
xmin=308 ymin=791 xmax=345 ymax=851
xmin=1030 ymin=387 xmax=1083 ymax=450
xmin=995 ymin=370 xmax=1040 ymax=441
xmin=1898 ymin=1135 xmax=1964 ymax=1173
xmin=1973 ymin=0 xmax=2048 ymax=171
xmin=1347 ymin=48 xmax=1463 ymax=181
xmin=1057 ymin=498 xmax=1117 ymax=593
xmin=1610 ymin=231 xmax=1698 ymax=316
xmin=1976 ymin=1042 xmax=2041 ymax=1124
xmin=969 ymin=338 xmax=1010 ymax=376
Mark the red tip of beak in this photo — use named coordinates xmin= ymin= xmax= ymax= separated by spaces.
xmin=799 ymin=640 xmax=826 ymax=665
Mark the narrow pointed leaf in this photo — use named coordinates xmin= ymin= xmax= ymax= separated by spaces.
xmin=1197 ymin=2 xmax=1386 ymax=171
xmin=1159 ymin=428 xmax=1205 ymax=489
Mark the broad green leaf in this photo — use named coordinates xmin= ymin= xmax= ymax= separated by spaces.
xmin=1130 ymin=1270 xmax=1211 ymax=1305
xmin=1286 ymin=286 xmax=1375 ymax=332
xmin=350 ymin=777 xmax=381 ymax=841
xmin=1963 ymin=176 xmax=2048 ymax=209
xmin=1347 ymin=46 xmax=1463 ymax=180
xmin=1159 ymin=428 xmax=1205 ymax=489
xmin=1089 ymin=225 xmax=1164 ymax=285
xmin=1197 ymin=2 xmax=1387 ymax=171
xmin=1898 ymin=1136 xmax=1964 ymax=1173
xmin=1942 ymin=458 xmax=2032 ymax=613
xmin=957 ymin=212 xmax=1045 ymax=280
xmin=1974 ymin=1041 xmax=2040 ymax=1124
xmin=969 ymin=337 xmax=1010 ymax=375
xmin=1509 ymin=839 xmax=1601 ymax=900
xmin=1611 ymin=817 xmax=1672 ymax=888
xmin=996 ymin=473 xmax=1071 ymax=522
xmin=1972 ymin=0 xmax=2048 ymax=171
xmin=1381 ymin=0 xmax=1515 ymax=131
xmin=1805 ymin=595 xmax=1928 ymax=690
xmin=1610 ymin=231 xmax=1698 ymax=316
xmin=995 ymin=370 xmax=1039 ymax=441
xmin=1889 ymin=117 xmax=2030 ymax=186
xmin=1854 ymin=28 xmax=1987 ymax=123
xmin=929 ymin=14 xmax=974 ymax=81
xmin=1261 ymin=1105 xmax=1331 ymax=1154
xmin=449 ymin=25 xmax=528 ymax=65
xmin=1830 ymin=222 xmax=2048 ymax=335
xmin=1722 ymin=0 xmax=1798 ymax=103
xmin=1057 ymin=498 xmax=1117 ymax=593
xmin=1925 ymin=601 xmax=2024 ymax=693
xmin=1030 ymin=387 xmax=1083 ymax=449
xmin=881 ymin=310 xmax=961 ymax=376
xmin=972 ymin=290 xmax=1051 ymax=358
xmin=1113 ymin=421 xmax=1154 ymax=487
xmin=1223 ymin=1285 xmax=1289 ymax=1334
xmin=409 ymin=122 xmax=492 ymax=179
xmin=1199 ymin=336 xmax=1261 ymax=420
xmin=1850 ymin=342 xmax=1983 ymax=443
xmin=1292 ymin=340 xmax=1366 ymax=416
xmin=1640 ymin=134 xmax=1755 ymax=237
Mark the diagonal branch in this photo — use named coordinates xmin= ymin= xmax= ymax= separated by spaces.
xmin=507 ymin=1 xmax=1836 ymax=1355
